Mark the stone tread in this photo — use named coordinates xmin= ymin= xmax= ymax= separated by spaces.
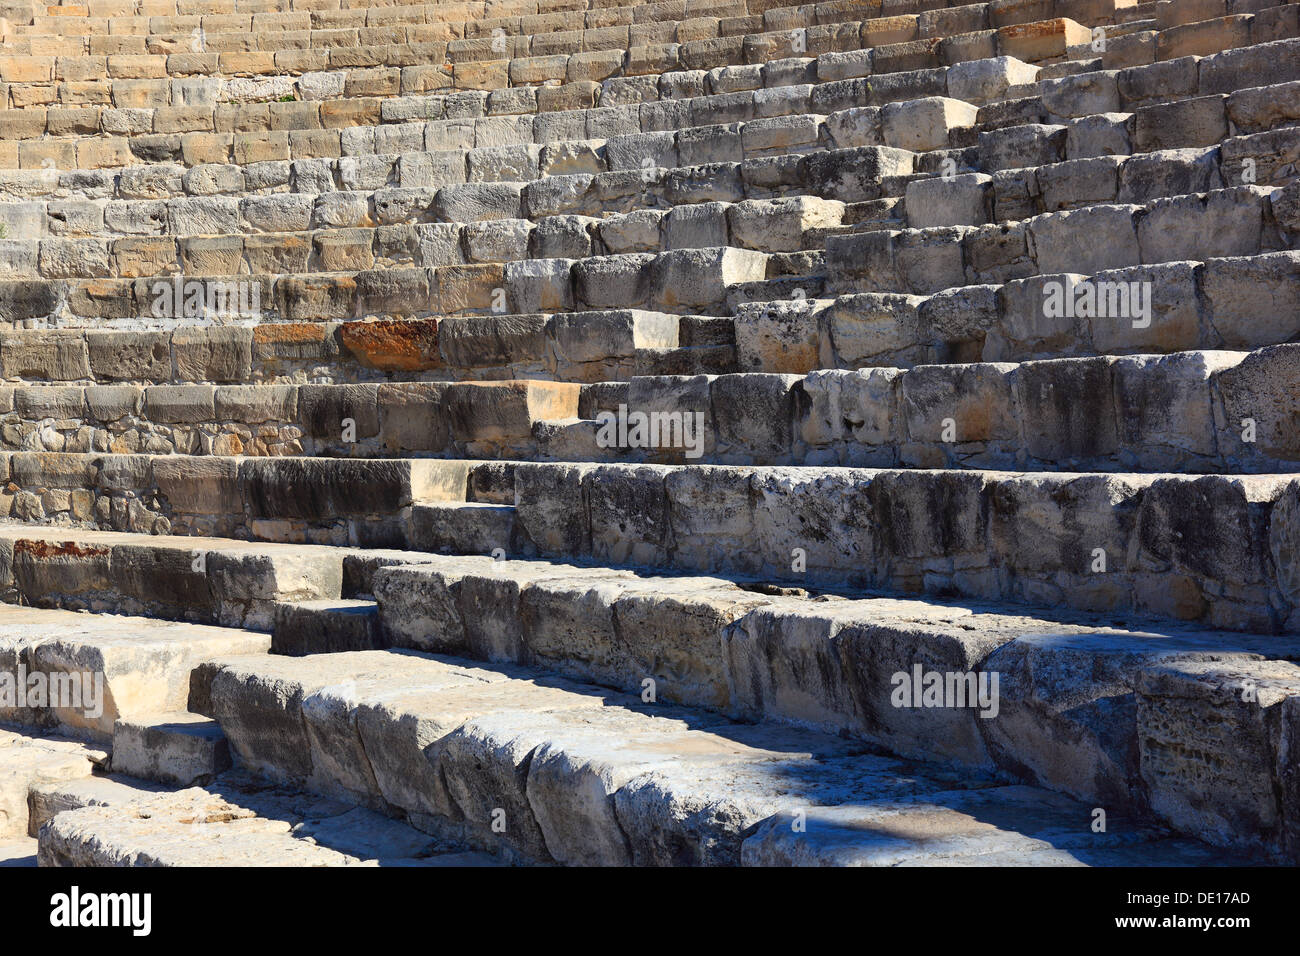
xmin=0 ymin=725 xmax=106 ymax=839
xmin=0 ymin=838 xmax=38 ymax=866
xmin=196 ymin=644 xmax=1257 ymax=865
xmin=0 ymin=603 xmax=270 ymax=742
xmin=33 ymin=768 xmax=502 ymax=865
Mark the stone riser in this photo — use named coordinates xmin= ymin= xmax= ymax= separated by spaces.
xmin=0 ymin=194 xmax=849 ymax=270
xmin=740 ymin=250 xmax=1300 ymax=371
xmin=0 ymin=379 xmax=586 ymax=457
xmin=544 ymin=346 xmax=1300 ymax=473
xmin=0 ymin=456 xmax=449 ymax=550
xmin=489 ymin=461 xmax=1300 ymax=634
xmin=0 ymin=451 xmax=461 ymax=546
xmin=0 ymin=246 xmax=775 ymax=325
xmin=272 ymin=597 xmax=381 ymax=653
xmin=0 ymin=311 xmax=732 ymax=384
xmin=827 ymin=183 xmax=1295 ymax=297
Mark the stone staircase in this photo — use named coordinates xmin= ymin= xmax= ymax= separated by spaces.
xmin=0 ymin=0 xmax=1294 ymax=866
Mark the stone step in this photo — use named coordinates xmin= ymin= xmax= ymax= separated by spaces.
xmin=0 ymin=2 xmax=1239 ymax=109
xmin=737 ymin=249 xmax=1300 ymax=371
xmin=0 ymin=248 xmax=777 ymax=325
xmin=356 ymin=552 xmax=1293 ymax=861
xmin=34 ymin=0 xmax=1142 ymax=31
xmin=3 ymin=17 xmax=1289 ymax=173
xmin=0 ymin=726 xmax=105 ymax=839
xmin=110 ymin=710 xmax=232 ymax=784
xmin=0 ymin=0 xmax=1289 ymax=873
xmin=0 ymin=312 xmax=691 ymax=385
xmin=15 ymin=0 xmax=652 ymax=31
xmin=5 ymin=459 xmax=1300 ymax=633
xmin=0 ymin=602 xmax=269 ymax=740
xmin=826 ymin=182 xmax=1295 ymax=297
xmin=0 ymin=10 xmax=1082 ymax=140
xmin=740 ymin=789 xmax=1253 ymax=865
xmin=0 ymin=524 xmax=351 ymax=627
xmin=365 ymin=550 xmax=1299 ymax=743
xmin=3 ymin=12 xmax=905 ymax=90
xmin=0 ymin=379 xmax=593 ymax=458
xmin=17 ymin=0 xmax=737 ymax=46
xmin=395 ymin=460 xmax=1300 ymax=633
xmin=0 ymin=150 xmax=919 ymax=263
xmin=195 ymin=645 xmax=1270 ymax=862
xmin=17 ymin=0 xmax=1114 ymax=48
xmin=0 ymin=50 xmax=1033 ymax=174
xmin=537 ymin=346 xmax=1300 ymax=473
xmin=0 ymin=3 xmax=1121 ymax=105
xmin=272 ymin=597 xmax=382 ymax=654
xmin=7 ymin=118 xmax=1290 ymax=275
xmin=410 ymin=501 xmax=518 ymax=553
xmin=1 ymin=68 xmax=1292 ymax=259
xmin=12 ymin=0 xmax=728 ymax=38
xmin=12 ymin=0 xmax=871 ymax=51
xmin=0 ymin=134 xmax=919 ymax=209
xmin=4 ymin=173 xmax=1296 ymax=327
xmin=4 ymin=82 xmax=1295 ymax=253
xmin=0 ymin=21 xmax=1165 ymax=186
xmin=0 ymin=22 xmax=1227 ymax=167
xmin=1 ymin=50 xmax=1294 ymax=236
xmin=28 ymin=772 xmax=164 ymax=838
xmin=2 ymin=343 xmax=1300 ymax=476
xmin=0 ymin=520 xmax=461 ymax=618
xmin=33 ymin=766 xmax=499 ymax=865
xmin=0 ymin=450 xmax=468 ymax=546
xmin=0 ymin=196 xmax=850 ymax=265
